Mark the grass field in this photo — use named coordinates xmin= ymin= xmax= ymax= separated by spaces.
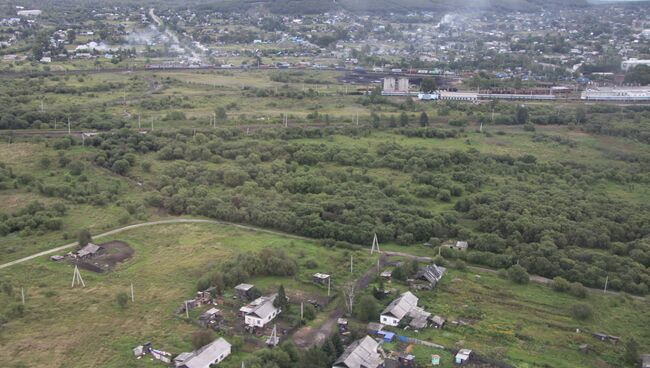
xmin=0 ymin=221 xmax=374 ymax=368
xmin=1 ymin=221 xmax=646 ymax=368
xmin=367 ymin=265 xmax=650 ymax=368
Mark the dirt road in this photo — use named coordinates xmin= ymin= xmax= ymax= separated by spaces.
xmin=0 ymin=218 xmax=311 ymax=271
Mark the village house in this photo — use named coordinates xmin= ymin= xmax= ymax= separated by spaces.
xmin=381 ymin=291 xmax=418 ymax=326
xmin=332 ymin=336 xmax=384 ymax=368
xmin=72 ymin=243 xmax=104 ymax=259
xmin=234 ymin=283 xmax=255 ymax=300
xmin=412 ymin=263 xmax=446 ymax=290
xmin=174 ymin=337 xmax=231 ymax=368
xmin=380 ymin=291 xmax=431 ymax=329
xmin=239 ymin=294 xmax=279 ymax=328
xmin=312 ymin=273 xmax=331 ymax=285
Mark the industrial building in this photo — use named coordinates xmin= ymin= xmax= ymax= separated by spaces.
xmin=581 ymin=87 xmax=650 ymax=101
xmin=382 ymin=77 xmax=412 ymax=96
xmin=621 ymin=58 xmax=650 ymax=71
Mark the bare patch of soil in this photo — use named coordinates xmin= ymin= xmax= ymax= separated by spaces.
xmin=75 ymin=241 xmax=134 ymax=273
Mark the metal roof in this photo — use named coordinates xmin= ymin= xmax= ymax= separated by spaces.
xmin=333 ymin=336 xmax=383 ymax=368
xmin=175 ymin=337 xmax=231 ymax=368
xmin=381 ymin=291 xmax=418 ymax=320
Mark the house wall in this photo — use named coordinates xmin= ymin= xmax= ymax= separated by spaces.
xmin=244 ymin=309 xmax=278 ymax=327
xmin=380 ymin=314 xmax=400 ymax=326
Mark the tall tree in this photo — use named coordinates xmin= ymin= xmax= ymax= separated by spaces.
xmin=419 ymin=112 xmax=429 ymax=127
xmin=78 ymin=229 xmax=92 ymax=247
xmin=420 ymin=78 xmax=437 ymax=92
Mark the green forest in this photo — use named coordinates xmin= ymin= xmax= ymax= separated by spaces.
xmin=3 ymin=122 xmax=649 ymax=296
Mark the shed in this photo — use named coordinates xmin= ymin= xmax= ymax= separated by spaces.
xmin=234 ymin=283 xmax=255 ymax=300
xmin=455 ymin=349 xmax=471 ymax=364
xmin=380 ymin=270 xmax=393 ymax=280
xmin=312 ymin=273 xmax=331 ymax=285
xmin=431 ymin=354 xmax=440 ymax=365
xmin=431 ymin=315 xmax=446 ymax=329
xmin=453 ymin=241 xmax=468 ymax=251
xmin=76 ymin=243 xmax=103 ymax=259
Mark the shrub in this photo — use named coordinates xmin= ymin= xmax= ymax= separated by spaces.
xmin=569 ymin=303 xmax=593 ymax=321
xmin=304 ymin=260 xmax=318 ymax=269
xmin=550 ymin=276 xmax=570 ymax=292
xmin=507 ymin=265 xmax=530 ymax=284
xmin=191 ymin=330 xmax=214 ymax=350
xmin=116 ymin=292 xmax=129 ymax=308
xmin=355 ymin=295 xmax=379 ymax=322
xmin=302 ymin=303 xmax=316 ymax=321
xmin=568 ymin=282 xmax=588 ymax=298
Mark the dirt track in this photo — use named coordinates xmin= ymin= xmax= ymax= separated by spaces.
xmin=292 ymin=255 xmax=387 ymax=348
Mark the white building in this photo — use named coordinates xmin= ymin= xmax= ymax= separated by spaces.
xmin=17 ymin=10 xmax=42 ymax=17
xmin=240 ymin=294 xmax=279 ymax=328
xmin=380 ymin=291 xmax=419 ymax=326
xmin=382 ymin=77 xmax=411 ymax=96
xmin=581 ymin=87 xmax=650 ymax=101
xmin=174 ymin=337 xmax=231 ymax=368
xmin=621 ymin=58 xmax=650 ymax=71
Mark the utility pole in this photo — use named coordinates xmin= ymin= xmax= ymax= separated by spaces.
xmin=21 ymin=287 xmax=25 ymax=305
xmin=130 ymin=283 xmax=134 ymax=302
xmin=300 ymin=302 xmax=304 ymax=320
xmin=71 ymin=265 xmax=85 ymax=287
xmin=604 ymin=275 xmax=608 ymax=293
xmin=40 ymin=100 xmax=44 ymax=113
xmin=68 ymin=117 xmax=71 ymax=135
xmin=356 ymin=112 xmax=359 ymax=126
xmin=151 ymin=117 xmax=154 ymax=131
xmin=185 ymin=301 xmax=189 ymax=319
xmin=138 ymin=114 xmax=141 ymax=129
xmin=350 ymin=255 xmax=353 ymax=273
xmin=328 ymin=277 xmax=331 ymax=297
xmin=370 ymin=233 xmax=380 ymax=254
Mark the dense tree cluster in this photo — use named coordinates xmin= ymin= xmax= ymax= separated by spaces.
xmin=73 ymin=127 xmax=650 ymax=294
xmin=197 ymin=248 xmax=298 ymax=292
xmin=0 ymin=201 xmax=66 ymax=236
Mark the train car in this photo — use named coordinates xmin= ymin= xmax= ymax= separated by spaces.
xmin=391 ymin=68 xmax=402 ymax=73
xmin=417 ymin=69 xmax=429 ymax=74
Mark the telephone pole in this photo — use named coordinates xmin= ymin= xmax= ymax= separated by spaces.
xmin=131 ymin=283 xmax=135 ymax=302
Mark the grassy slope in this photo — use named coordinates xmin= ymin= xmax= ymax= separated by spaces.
xmin=371 ymin=267 xmax=650 ymax=368
xmin=0 ymin=222 xmax=373 ymax=368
